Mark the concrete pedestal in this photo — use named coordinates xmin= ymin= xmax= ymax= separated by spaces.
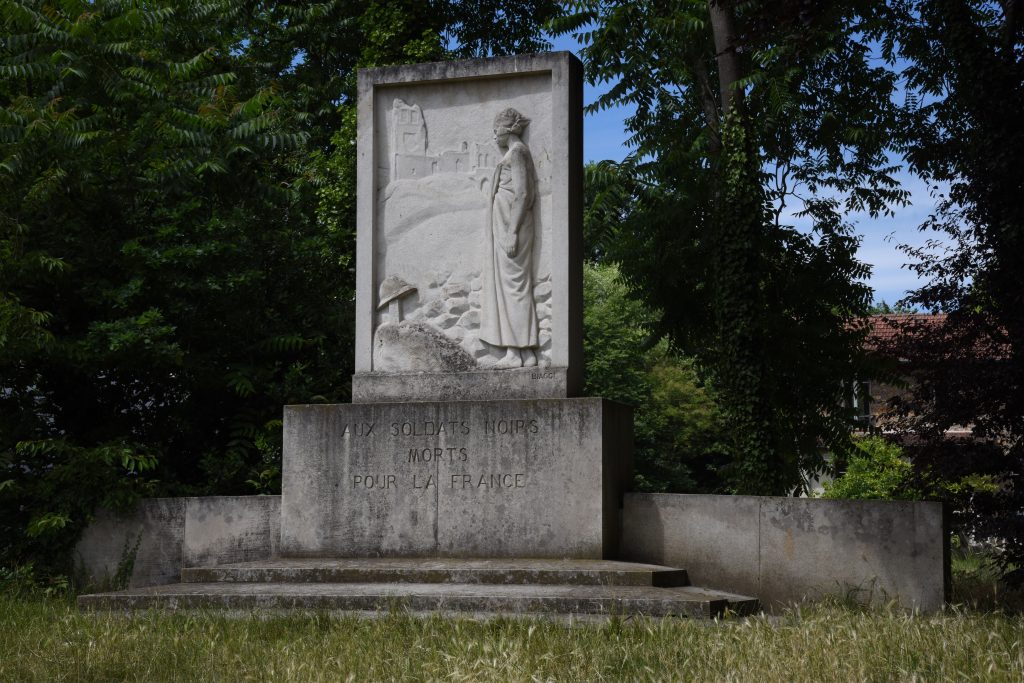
xmin=351 ymin=367 xmax=571 ymax=403
xmin=280 ymin=398 xmax=631 ymax=559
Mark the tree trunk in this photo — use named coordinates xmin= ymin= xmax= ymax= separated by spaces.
xmin=708 ymin=0 xmax=743 ymax=115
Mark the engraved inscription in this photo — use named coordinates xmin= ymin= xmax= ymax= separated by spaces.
xmin=450 ymin=473 xmax=526 ymax=489
xmin=352 ymin=474 xmax=396 ymax=489
xmin=390 ymin=421 xmax=471 ymax=436
xmin=339 ymin=422 xmax=376 ymax=437
xmin=407 ymin=447 xmax=469 ymax=463
xmin=344 ymin=412 xmax=542 ymax=492
xmin=482 ymin=418 xmax=539 ymax=435
xmin=412 ymin=474 xmax=436 ymax=489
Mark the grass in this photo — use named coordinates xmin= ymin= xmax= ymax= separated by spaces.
xmin=2 ymin=551 xmax=1023 ymax=681
xmin=2 ymin=594 xmax=1024 ymax=682
xmin=951 ymin=550 xmax=1024 ymax=613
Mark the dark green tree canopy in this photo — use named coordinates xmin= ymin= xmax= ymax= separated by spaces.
xmin=558 ymin=0 xmax=905 ymax=493
xmin=881 ymin=0 xmax=1024 ymax=581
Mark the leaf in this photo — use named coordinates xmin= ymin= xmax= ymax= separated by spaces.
xmin=26 ymin=512 xmax=71 ymax=537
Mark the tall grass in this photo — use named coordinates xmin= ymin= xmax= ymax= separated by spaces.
xmin=2 ymin=594 xmax=1023 ymax=682
xmin=952 ymin=550 xmax=1024 ymax=613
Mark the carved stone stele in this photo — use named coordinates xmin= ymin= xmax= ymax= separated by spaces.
xmin=354 ymin=53 xmax=583 ymax=401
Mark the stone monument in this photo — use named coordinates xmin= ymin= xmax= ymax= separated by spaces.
xmin=77 ymin=55 xmax=761 ymax=619
xmin=279 ymin=53 xmax=633 ymax=559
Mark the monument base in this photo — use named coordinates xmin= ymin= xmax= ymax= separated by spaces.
xmin=351 ymin=367 xmax=573 ymax=403
xmin=280 ymin=397 xmax=631 ymax=559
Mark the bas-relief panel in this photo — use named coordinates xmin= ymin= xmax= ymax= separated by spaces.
xmin=372 ymin=74 xmax=553 ymax=371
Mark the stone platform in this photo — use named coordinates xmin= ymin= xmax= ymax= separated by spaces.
xmin=78 ymin=558 xmax=758 ymax=619
xmin=180 ymin=558 xmax=689 ymax=586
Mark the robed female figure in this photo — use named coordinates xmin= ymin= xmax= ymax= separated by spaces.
xmin=480 ymin=107 xmax=539 ymax=369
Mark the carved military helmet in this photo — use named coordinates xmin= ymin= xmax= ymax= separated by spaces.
xmin=377 ymin=275 xmax=417 ymax=309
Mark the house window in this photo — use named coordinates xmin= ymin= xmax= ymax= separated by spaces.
xmin=846 ymin=380 xmax=872 ymax=429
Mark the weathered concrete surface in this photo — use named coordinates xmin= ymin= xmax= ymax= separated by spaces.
xmin=182 ymin=496 xmax=281 ymax=568
xmin=280 ymin=398 xmax=631 ymax=558
xmin=78 ymin=581 xmax=757 ymax=618
xmin=352 ymin=366 xmax=568 ymax=403
xmin=757 ymin=497 xmax=947 ymax=609
xmin=75 ymin=496 xmax=280 ymax=589
xmin=621 ymin=493 xmax=760 ymax=598
xmin=75 ymin=498 xmax=186 ymax=589
xmin=182 ymin=558 xmax=688 ymax=587
xmin=620 ymin=493 xmax=948 ymax=612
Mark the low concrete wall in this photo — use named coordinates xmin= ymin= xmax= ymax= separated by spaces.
xmin=620 ymin=493 xmax=949 ymax=612
xmin=75 ymin=496 xmax=280 ymax=589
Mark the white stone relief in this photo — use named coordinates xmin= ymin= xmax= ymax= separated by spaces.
xmin=375 ymin=98 xmax=551 ymax=371
xmin=377 ymin=274 xmax=416 ymax=322
xmin=373 ymin=274 xmax=475 ymax=372
xmin=480 ymin=108 xmax=539 ymax=369
xmin=401 ymin=269 xmax=552 ymax=367
xmin=390 ymin=99 xmax=494 ymax=183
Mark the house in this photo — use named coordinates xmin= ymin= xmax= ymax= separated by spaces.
xmin=857 ymin=313 xmax=977 ymax=437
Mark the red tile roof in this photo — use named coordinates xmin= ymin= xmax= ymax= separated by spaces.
xmin=865 ymin=313 xmax=947 ymax=347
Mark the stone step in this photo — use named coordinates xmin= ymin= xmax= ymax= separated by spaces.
xmin=77 ymin=582 xmax=759 ymax=619
xmin=180 ymin=558 xmax=690 ymax=588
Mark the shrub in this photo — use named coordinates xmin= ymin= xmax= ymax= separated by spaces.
xmin=821 ymin=437 xmax=917 ymax=500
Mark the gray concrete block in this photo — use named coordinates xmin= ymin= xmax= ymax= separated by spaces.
xmin=620 ymin=493 xmax=760 ymax=598
xmin=352 ymin=366 xmax=569 ymax=403
xmin=75 ymin=498 xmax=186 ymax=589
xmin=75 ymin=496 xmax=283 ymax=589
xmin=758 ymin=498 xmax=947 ymax=611
xmin=619 ymin=493 xmax=948 ymax=612
xmin=182 ymin=496 xmax=281 ymax=568
xmin=280 ymin=398 xmax=631 ymax=558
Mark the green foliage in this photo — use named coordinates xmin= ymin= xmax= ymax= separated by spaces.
xmin=560 ymin=1 xmax=891 ymax=494
xmin=869 ymin=300 xmax=917 ymax=314
xmin=583 ymin=263 xmax=728 ymax=492
xmin=951 ymin=550 xmax=1024 ymax=613
xmin=0 ymin=0 xmax=352 ymax=575
xmin=442 ymin=0 xmax=556 ymax=59
xmin=0 ymin=564 xmax=70 ymax=599
xmin=822 ymin=437 xmax=916 ymax=501
xmin=635 ymin=352 xmax=731 ymax=492
xmin=822 ymin=436 xmax=1000 ymax=506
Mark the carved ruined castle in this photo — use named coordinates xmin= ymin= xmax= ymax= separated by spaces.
xmin=390 ymin=99 xmax=494 ymax=182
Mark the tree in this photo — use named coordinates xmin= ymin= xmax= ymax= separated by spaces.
xmin=557 ymin=1 xmax=904 ymax=494
xmin=870 ymin=0 xmax=1024 ymax=580
xmin=0 ymin=0 xmax=356 ymax=573
xmin=583 ymin=262 xmax=729 ymax=492
xmin=868 ymin=301 xmax=917 ymax=315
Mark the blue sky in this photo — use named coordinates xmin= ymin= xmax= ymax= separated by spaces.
xmin=550 ymin=35 xmax=933 ymax=307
